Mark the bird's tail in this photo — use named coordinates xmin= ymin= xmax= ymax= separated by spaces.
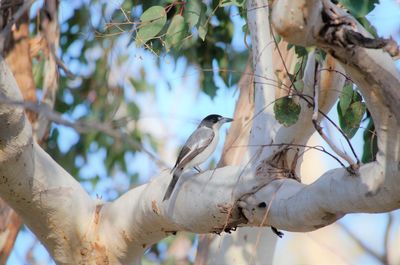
xmin=163 ymin=169 xmax=182 ymax=201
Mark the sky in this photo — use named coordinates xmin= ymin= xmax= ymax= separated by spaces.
xmin=6 ymin=0 xmax=400 ymax=264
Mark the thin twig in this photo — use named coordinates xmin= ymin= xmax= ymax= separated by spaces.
xmin=252 ymin=24 xmax=360 ymax=167
xmin=0 ymin=97 xmax=168 ymax=168
xmin=383 ymin=212 xmax=394 ymax=265
xmin=52 ymin=49 xmax=74 ymax=78
xmin=312 ymin=61 xmax=320 ymax=122
xmin=310 ymin=60 xmax=356 ymax=171
xmin=233 ymin=143 xmax=348 ymax=170
xmin=299 ymin=93 xmax=360 ymax=165
xmin=249 ymin=181 xmax=284 ymax=265
xmin=338 ymin=222 xmax=386 ymax=264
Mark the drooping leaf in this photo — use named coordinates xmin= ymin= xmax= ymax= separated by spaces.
xmin=136 ymin=6 xmax=167 ymax=47
xmin=293 ymin=79 xmax=304 ymax=92
xmin=337 ymin=101 xmax=366 ymax=139
xmin=184 ymin=0 xmax=202 ymax=28
xmin=294 ymin=45 xmax=308 ymax=57
xmin=339 ymin=0 xmax=378 ymax=17
xmin=361 ymin=114 xmax=378 ymax=163
xmin=165 ymin=15 xmax=188 ymax=51
xmin=203 ymin=72 xmax=217 ymax=98
xmin=314 ymin=49 xmax=326 ymax=63
xmin=90 ymin=175 xmax=101 ymax=188
xmin=220 ymin=0 xmax=245 ymax=7
xmin=339 ymin=83 xmax=353 ymax=113
xmin=357 ymin=17 xmax=378 ymax=38
xmin=127 ymin=102 xmax=140 ymax=121
xmin=197 ymin=4 xmax=208 ymax=41
xmin=274 ymin=97 xmax=301 ymax=127
xmin=352 ymin=90 xmax=362 ymax=102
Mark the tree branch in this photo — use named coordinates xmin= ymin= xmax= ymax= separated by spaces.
xmin=0 ymin=97 xmax=166 ymax=168
xmin=235 ymin=0 xmax=400 ymax=231
xmin=338 ymin=222 xmax=385 ymax=264
xmin=0 ymin=57 xmax=96 ymax=263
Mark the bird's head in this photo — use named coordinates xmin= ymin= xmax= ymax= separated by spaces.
xmin=200 ymin=114 xmax=233 ymax=129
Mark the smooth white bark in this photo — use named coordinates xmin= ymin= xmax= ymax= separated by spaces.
xmin=237 ymin=0 xmax=400 ymax=231
xmin=0 ymin=58 xmax=95 ymax=264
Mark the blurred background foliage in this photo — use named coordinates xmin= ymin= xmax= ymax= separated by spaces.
xmin=39 ymin=0 xmax=248 ymax=194
xmin=42 ymin=0 xmax=380 ymax=192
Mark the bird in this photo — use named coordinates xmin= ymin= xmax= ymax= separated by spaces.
xmin=163 ymin=114 xmax=233 ymax=201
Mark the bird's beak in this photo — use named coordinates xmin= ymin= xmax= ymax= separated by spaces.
xmin=222 ymin=117 xmax=234 ymax=123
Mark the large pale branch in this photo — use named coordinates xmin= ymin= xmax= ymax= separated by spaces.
xmin=0 ymin=53 xmax=258 ymax=263
xmin=271 ymin=0 xmax=400 ymax=123
xmin=101 ymin=166 xmax=263 ymax=263
xmin=0 ymin=57 xmax=95 ymax=264
xmin=234 ymin=0 xmax=400 ymax=232
xmin=0 ymin=3 xmax=35 ymax=261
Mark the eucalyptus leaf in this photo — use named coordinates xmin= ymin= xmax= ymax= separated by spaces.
xmin=339 ymin=0 xmax=378 ymax=17
xmin=339 ymin=83 xmax=353 ymax=113
xmin=184 ymin=0 xmax=202 ymax=28
xmin=337 ymin=101 xmax=366 ymax=139
xmin=165 ymin=15 xmax=188 ymax=51
xmin=203 ymin=73 xmax=217 ymax=98
xmin=197 ymin=4 xmax=208 ymax=40
xmin=362 ymin=115 xmax=378 ymax=163
xmin=220 ymin=0 xmax=245 ymax=7
xmin=274 ymin=97 xmax=301 ymax=127
xmin=136 ymin=6 xmax=167 ymax=47
xmin=293 ymin=79 xmax=304 ymax=92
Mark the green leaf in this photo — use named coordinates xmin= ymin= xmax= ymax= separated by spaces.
xmin=357 ymin=17 xmax=378 ymax=38
xmin=337 ymin=101 xmax=366 ymax=139
xmin=294 ymin=45 xmax=308 ymax=57
xmin=90 ymin=175 xmax=101 ymax=188
xmin=339 ymin=0 xmax=378 ymax=17
xmin=127 ymin=102 xmax=140 ymax=120
xmin=293 ymin=79 xmax=304 ymax=92
xmin=274 ymin=97 xmax=301 ymax=127
xmin=339 ymin=83 xmax=353 ymax=113
xmin=165 ymin=15 xmax=188 ymax=51
xmin=136 ymin=6 xmax=167 ymax=47
xmin=315 ymin=49 xmax=326 ymax=63
xmin=286 ymin=44 xmax=308 ymax=57
xmin=274 ymin=34 xmax=282 ymax=43
xmin=352 ymin=90 xmax=362 ymax=102
xmin=203 ymin=73 xmax=217 ymax=98
xmin=361 ymin=114 xmax=378 ymax=163
xmin=197 ymin=4 xmax=208 ymax=41
xmin=220 ymin=0 xmax=245 ymax=7
xmin=184 ymin=0 xmax=202 ymax=28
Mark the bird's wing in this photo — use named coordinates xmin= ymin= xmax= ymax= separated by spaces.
xmin=172 ymin=127 xmax=215 ymax=170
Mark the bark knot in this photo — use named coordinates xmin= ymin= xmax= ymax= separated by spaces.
xmin=151 ymin=200 xmax=159 ymax=215
xmin=94 ymin=204 xmax=103 ymax=225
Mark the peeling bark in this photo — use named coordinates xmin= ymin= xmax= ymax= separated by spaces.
xmin=0 ymin=200 xmax=22 ymax=265
xmin=34 ymin=0 xmax=60 ymax=142
xmin=0 ymin=3 xmax=35 ymax=263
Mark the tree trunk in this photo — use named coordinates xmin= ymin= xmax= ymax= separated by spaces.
xmin=0 ymin=2 xmax=35 ymax=263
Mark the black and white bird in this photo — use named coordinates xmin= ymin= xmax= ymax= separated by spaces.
xmin=163 ymin=114 xmax=233 ymax=201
